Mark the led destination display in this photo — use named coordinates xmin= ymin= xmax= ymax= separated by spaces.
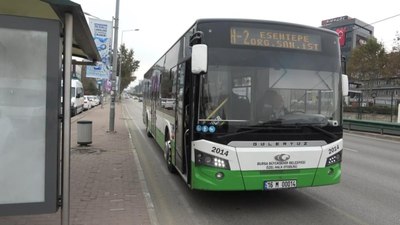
xmin=230 ymin=27 xmax=321 ymax=51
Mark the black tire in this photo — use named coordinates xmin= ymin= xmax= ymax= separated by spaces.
xmin=71 ymin=107 xmax=77 ymax=117
xmin=165 ymin=140 xmax=176 ymax=173
xmin=146 ymin=118 xmax=152 ymax=137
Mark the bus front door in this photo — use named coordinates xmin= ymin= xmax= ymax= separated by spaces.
xmin=175 ymin=63 xmax=188 ymax=174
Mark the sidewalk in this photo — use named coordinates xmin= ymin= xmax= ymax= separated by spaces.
xmin=0 ymin=102 xmax=151 ymax=225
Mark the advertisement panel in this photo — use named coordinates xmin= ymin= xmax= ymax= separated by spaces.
xmin=86 ymin=18 xmax=113 ymax=79
xmin=356 ymin=35 xmax=368 ymax=47
xmin=0 ymin=14 xmax=60 ymax=216
xmin=321 ymin=16 xmax=349 ymax=26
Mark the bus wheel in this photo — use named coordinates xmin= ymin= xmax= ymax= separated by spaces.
xmin=146 ymin=118 xmax=152 ymax=137
xmin=165 ymin=140 xmax=176 ymax=173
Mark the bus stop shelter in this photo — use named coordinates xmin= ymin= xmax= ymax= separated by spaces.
xmin=0 ymin=0 xmax=100 ymax=220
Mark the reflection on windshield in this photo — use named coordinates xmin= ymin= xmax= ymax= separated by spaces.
xmin=198 ymin=65 xmax=340 ymax=129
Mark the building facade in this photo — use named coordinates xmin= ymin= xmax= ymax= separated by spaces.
xmin=321 ymin=15 xmax=374 ymax=62
xmin=321 ymin=16 xmax=400 ymax=107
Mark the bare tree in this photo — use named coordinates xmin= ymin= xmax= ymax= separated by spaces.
xmin=347 ymin=37 xmax=387 ymax=103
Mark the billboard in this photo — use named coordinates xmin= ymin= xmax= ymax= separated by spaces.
xmin=86 ymin=18 xmax=113 ymax=79
xmin=321 ymin=16 xmax=349 ymax=26
xmin=356 ymin=35 xmax=368 ymax=47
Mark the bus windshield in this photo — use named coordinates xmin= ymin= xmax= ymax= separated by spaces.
xmin=198 ymin=48 xmax=341 ymax=129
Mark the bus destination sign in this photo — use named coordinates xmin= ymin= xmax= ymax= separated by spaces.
xmin=230 ymin=27 xmax=321 ymax=52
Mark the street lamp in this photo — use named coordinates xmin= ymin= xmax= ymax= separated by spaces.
xmin=120 ymin=28 xmax=139 ymax=44
xmin=117 ymin=29 xmax=139 ymax=100
xmin=109 ymin=0 xmax=120 ymax=132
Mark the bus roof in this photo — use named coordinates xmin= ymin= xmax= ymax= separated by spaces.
xmin=144 ymin=18 xmax=338 ymax=79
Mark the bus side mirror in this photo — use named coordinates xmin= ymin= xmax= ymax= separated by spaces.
xmin=342 ymin=74 xmax=349 ymax=96
xmin=191 ymin=44 xmax=208 ymax=75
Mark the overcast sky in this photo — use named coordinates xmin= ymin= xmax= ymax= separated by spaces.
xmin=75 ymin=0 xmax=400 ymax=87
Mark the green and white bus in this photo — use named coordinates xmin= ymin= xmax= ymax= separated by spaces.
xmin=142 ymin=19 xmax=348 ymax=191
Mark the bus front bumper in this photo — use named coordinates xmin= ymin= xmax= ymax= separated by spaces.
xmin=191 ymin=163 xmax=341 ymax=191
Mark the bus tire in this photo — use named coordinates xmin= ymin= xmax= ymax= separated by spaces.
xmin=146 ymin=118 xmax=152 ymax=137
xmin=165 ymin=140 xmax=176 ymax=173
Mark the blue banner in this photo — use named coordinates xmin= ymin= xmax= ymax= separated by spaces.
xmin=86 ymin=19 xmax=113 ymax=79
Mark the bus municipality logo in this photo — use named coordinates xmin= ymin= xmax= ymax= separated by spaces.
xmin=274 ymin=154 xmax=290 ymax=162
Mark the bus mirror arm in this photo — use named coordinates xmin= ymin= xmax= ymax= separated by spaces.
xmin=184 ymin=128 xmax=190 ymax=154
xmin=189 ymin=31 xmax=204 ymax=46
xmin=185 ymin=105 xmax=189 ymax=118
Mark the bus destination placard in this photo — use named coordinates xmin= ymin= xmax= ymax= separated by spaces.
xmin=230 ymin=27 xmax=321 ymax=51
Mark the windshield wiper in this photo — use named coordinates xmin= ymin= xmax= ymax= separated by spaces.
xmin=215 ymin=127 xmax=268 ymax=139
xmin=301 ymin=124 xmax=338 ymax=139
xmin=251 ymin=119 xmax=283 ymax=127
xmin=215 ymin=120 xmax=289 ymax=139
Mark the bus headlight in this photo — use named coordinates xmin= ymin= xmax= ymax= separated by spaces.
xmin=325 ymin=151 xmax=342 ymax=166
xmin=195 ymin=150 xmax=230 ymax=170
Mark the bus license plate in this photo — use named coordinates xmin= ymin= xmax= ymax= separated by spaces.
xmin=264 ymin=180 xmax=297 ymax=190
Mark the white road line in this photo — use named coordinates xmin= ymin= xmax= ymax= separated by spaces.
xmin=124 ymin=103 xmax=201 ymax=225
xmin=123 ymin=105 xmax=160 ymax=225
xmin=345 ymin=132 xmax=400 ymax=144
xmin=345 ymin=148 xmax=359 ymax=153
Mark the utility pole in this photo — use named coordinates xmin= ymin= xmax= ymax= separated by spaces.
xmin=62 ymin=12 xmax=73 ymax=225
xmin=109 ymin=0 xmax=120 ymax=132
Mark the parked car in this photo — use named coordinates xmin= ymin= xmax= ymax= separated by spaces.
xmin=71 ymin=79 xmax=84 ymax=116
xmin=87 ymin=95 xmax=100 ymax=106
xmin=83 ymin=95 xmax=92 ymax=110
xmin=161 ymin=98 xmax=175 ymax=109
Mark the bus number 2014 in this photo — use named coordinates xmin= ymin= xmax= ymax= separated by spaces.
xmin=328 ymin=145 xmax=340 ymax=154
xmin=212 ymin=147 xmax=229 ymax=156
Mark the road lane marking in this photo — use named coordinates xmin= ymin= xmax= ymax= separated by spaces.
xmin=345 ymin=132 xmax=400 ymax=144
xmin=124 ymin=103 xmax=202 ymax=225
xmin=123 ymin=105 xmax=160 ymax=225
xmin=345 ymin=148 xmax=359 ymax=153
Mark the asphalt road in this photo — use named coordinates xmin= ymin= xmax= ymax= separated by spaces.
xmin=123 ymin=99 xmax=400 ymax=225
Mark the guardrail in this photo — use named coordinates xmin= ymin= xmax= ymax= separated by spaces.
xmin=343 ymin=119 xmax=400 ymax=136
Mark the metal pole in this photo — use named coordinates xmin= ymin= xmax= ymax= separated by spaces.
xmin=358 ymin=93 xmax=363 ymax=120
xmin=390 ymin=90 xmax=394 ymax=122
xmin=397 ymin=102 xmax=400 ymax=123
xmin=117 ymin=31 xmax=123 ymax=101
xmin=62 ymin=13 xmax=73 ymax=225
xmin=109 ymin=0 xmax=120 ymax=132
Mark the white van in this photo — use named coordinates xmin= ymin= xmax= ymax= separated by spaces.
xmin=71 ymin=78 xmax=84 ymax=116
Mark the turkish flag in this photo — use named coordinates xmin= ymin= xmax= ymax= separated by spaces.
xmin=336 ymin=28 xmax=346 ymax=47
